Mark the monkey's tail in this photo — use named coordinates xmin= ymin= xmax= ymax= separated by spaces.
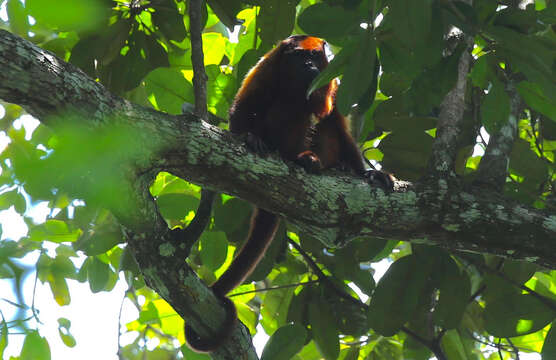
xmin=211 ymin=208 xmax=280 ymax=296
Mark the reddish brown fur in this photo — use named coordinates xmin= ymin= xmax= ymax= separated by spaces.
xmin=185 ymin=35 xmax=367 ymax=352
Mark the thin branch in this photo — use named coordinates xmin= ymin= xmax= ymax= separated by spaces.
xmin=475 ymin=81 xmax=522 ymax=189
xmin=228 ymin=280 xmax=319 ymax=297
xmin=188 ymin=0 xmax=208 ymax=120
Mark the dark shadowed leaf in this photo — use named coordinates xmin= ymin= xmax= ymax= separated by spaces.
xmin=484 ymin=294 xmax=556 ymax=337
xmin=298 ymin=3 xmax=360 ymax=39
xmin=261 ymin=323 xmax=307 ymax=360
xmin=309 ymin=297 xmax=339 ymax=360
xmin=481 ymin=78 xmax=510 ymax=134
xmin=368 ymin=255 xmax=431 ymax=336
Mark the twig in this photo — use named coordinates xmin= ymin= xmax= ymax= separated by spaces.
xmin=228 ymin=280 xmax=319 ymax=297
xmin=287 ymin=237 xmax=366 ymax=309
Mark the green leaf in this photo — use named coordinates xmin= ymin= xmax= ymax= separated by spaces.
xmin=501 ymin=260 xmax=538 ymax=284
xmin=337 ymin=31 xmax=376 ymax=114
xmin=261 ymin=323 xmax=307 ymax=360
xmin=297 ymin=3 xmax=360 ymax=40
xmin=29 ymin=219 xmax=81 ymax=243
xmin=509 ymin=139 xmax=548 ymax=184
xmin=0 ymin=317 xmax=7 ymax=359
xmin=433 ymin=256 xmax=471 ymax=329
xmin=87 ymin=257 xmax=111 ymax=293
xmin=440 ymin=330 xmax=469 ymax=360
xmin=206 ymin=0 xmax=243 ymax=29
xmin=213 ymin=198 xmax=251 ymax=234
xmin=307 ymin=42 xmax=357 ymax=98
xmin=259 ymin=0 xmax=297 ymax=49
xmin=481 ymin=78 xmax=511 ymax=134
xmin=261 ymin=271 xmax=298 ymax=332
xmin=138 ymin=302 xmax=161 ymax=325
xmin=469 ymin=54 xmax=490 ymax=89
xmin=156 ymin=193 xmax=199 ymax=221
xmin=516 ymin=81 xmax=556 ymax=121
xmin=388 ymin=0 xmax=433 ymax=49
xmin=484 ymin=294 xmax=556 ymax=337
xmin=0 ymin=263 xmax=15 ymax=279
xmin=7 ymin=0 xmax=29 ymax=35
xmin=151 ymin=0 xmax=187 ymax=42
xmin=378 ymin=131 xmax=434 ymax=181
xmin=144 ymin=68 xmax=195 ymax=115
xmin=48 ymin=274 xmax=71 ymax=306
xmin=287 ymin=287 xmax=310 ymax=326
xmin=27 ymin=0 xmax=108 ymax=32
xmin=368 ymin=255 xmax=430 ymax=336
xmin=21 ymin=331 xmax=51 ymax=360
xmin=199 ymin=231 xmax=228 ymax=271
xmin=57 ymin=318 xmax=76 ymax=348
xmin=542 ymin=322 xmax=556 ymax=360
xmin=406 ymin=42 xmax=464 ymax=115
xmin=309 ymin=298 xmax=339 ymax=360
xmin=374 ymin=98 xmax=436 ymax=132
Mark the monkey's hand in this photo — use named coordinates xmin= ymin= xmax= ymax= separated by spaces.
xmin=244 ymin=132 xmax=272 ymax=156
xmin=296 ymin=151 xmax=323 ymax=173
xmin=363 ymin=170 xmax=395 ymax=191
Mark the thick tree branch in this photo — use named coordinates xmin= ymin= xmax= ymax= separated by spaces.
xmin=0 ymin=30 xmax=555 ymax=265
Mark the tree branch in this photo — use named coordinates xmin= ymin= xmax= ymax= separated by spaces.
xmin=0 ymin=29 xmax=555 ymax=265
xmin=476 ymin=81 xmax=522 ymax=189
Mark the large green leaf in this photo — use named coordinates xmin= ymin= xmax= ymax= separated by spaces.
xmin=484 ymin=293 xmax=556 ymax=337
xmin=21 ymin=331 xmax=51 ymax=360
xmin=440 ymin=330 xmax=469 ymax=360
xmin=509 ymin=139 xmax=548 ymax=184
xmin=27 ymin=0 xmax=108 ymax=32
xmin=309 ymin=297 xmax=339 ymax=360
xmin=199 ymin=231 xmax=228 ymax=271
xmin=433 ymin=256 xmax=471 ymax=329
xmin=151 ymin=0 xmax=187 ymax=42
xmin=156 ymin=193 xmax=199 ymax=221
xmin=297 ymin=3 xmax=361 ymax=39
xmin=378 ymin=131 xmax=434 ymax=181
xmin=87 ymin=257 xmax=111 ymax=293
xmin=368 ymin=255 xmax=431 ymax=336
xmin=261 ymin=323 xmax=307 ymax=360
xmin=259 ymin=0 xmax=297 ymax=49
xmin=516 ymin=81 xmax=556 ymax=121
xmin=481 ymin=78 xmax=511 ymax=134
xmin=144 ymin=68 xmax=195 ymax=115
xmin=337 ymin=31 xmax=376 ymax=114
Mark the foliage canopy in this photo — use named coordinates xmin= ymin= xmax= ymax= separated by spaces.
xmin=0 ymin=0 xmax=555 ymax=359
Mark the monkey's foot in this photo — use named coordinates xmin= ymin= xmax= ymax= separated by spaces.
xmin=296 ymin=151 xmax=323 ymax=173
xmin=245 ymin=132 xmax=272 ymax=156
xmin=364 ymin=170 xmax=395 ymax=191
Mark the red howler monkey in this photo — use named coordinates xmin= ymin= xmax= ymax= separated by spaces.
xmin=185 ymin=35 xmax=391 ymax=352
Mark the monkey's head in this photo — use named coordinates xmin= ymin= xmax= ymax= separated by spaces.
xmin=277 ymin=35 xmax=330 ymax=105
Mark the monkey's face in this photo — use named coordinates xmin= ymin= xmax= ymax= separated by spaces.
xmin=279 ymin=47 xmax=328 ymax=101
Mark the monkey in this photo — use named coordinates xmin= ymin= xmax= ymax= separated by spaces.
xmin=185 ymin=35 xmax=392 ymax=352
